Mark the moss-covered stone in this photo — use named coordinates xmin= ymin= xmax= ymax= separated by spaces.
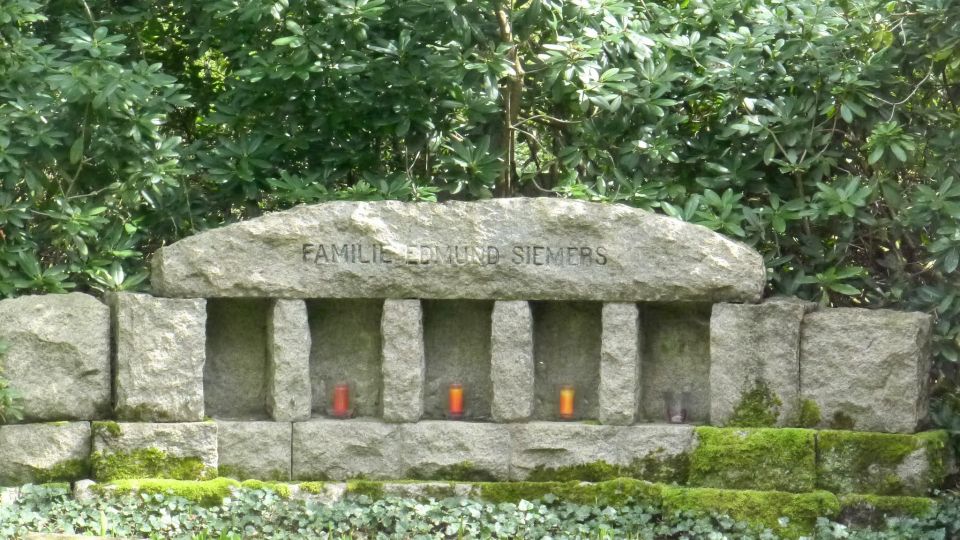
xmin=689 ymin=427 xmax=816 ymax=492
xmin=478 ymin=478 xmax=664 ymax=506
xmin=220 ymin=464 xmax=289 ymax=482
xmin=726 ymin=379 xmax=782 ymax=428
xmin=406 ymin=461 xmax=498 ymax=482
xmin=838 ymin=494 xmax=936 ymax=528
xmin=829 ymin=411 xmax=856 ymax=430
xmin=31 ymin=458 xmax=89 ymax=484
xmin=298 ymin=481 xmax=326 ymax=495
xmin=524 ymin=451 xmax=690 ymax=484
xmin=816 ymin=430 xmax=949 ymax=496
xmin=345 ymin=480 xmax=385 ymax=500
xmin=107 ymin=477 xmax=240 ymax=506
xmin=91 ymin=448 xmax=215 ymax=482
xmin=797 ymin=399 xmax=821 ymax=428
xmin=240 ymin=479 xmax=293 ymax=498
xmin=92 ymin=420 xmax=122 ymax=438
xmin=661 ymin=486 xmax=839 ymax=539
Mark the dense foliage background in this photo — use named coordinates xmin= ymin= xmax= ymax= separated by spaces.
xmin=2 ymin=0 xmax=960 ymax=426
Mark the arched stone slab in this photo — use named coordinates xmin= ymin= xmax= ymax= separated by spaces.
xmin=151 ymin=198 xmax=764 ymax=302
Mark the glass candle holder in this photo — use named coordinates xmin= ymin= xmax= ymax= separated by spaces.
xmin=448 ymin=383 xmax=464 ymax=419
xmin=663 ymin=390 xmax=690 ymax=424
xmin=559 ymin=384 xmax=575 ymax=420
xmin=329 ymin=381 xmax=352 ymax=419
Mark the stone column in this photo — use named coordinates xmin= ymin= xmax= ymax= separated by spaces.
xmin=267 ymin=299 xmax=312 ymax=421
xmin=381 ymin=299 xmax=425 ymax=422
xmin=709 ymin=299 xmax=808 ymax=427
xmin=599 ymin=302 xmax=640 ymax=425
xmin=111 ymin=292 xmax=206 ymax=422
xmin=491 ymin=301 xmax=535 ymax=422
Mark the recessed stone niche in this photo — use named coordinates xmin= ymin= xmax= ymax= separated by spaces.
xmin=422 ymin=300 xmax=493 ymax=420
xmin=531 ymin=301 xmax=602 ymax=421
xmin=639 ymin=303 xmax=711 ymax=423
xmin=308 ymin=299 xmax=383 ymax=418
xmin=204 ymin=298 xmax=270 ymax=419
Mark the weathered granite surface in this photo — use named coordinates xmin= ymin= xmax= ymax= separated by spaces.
xmin=800 ymin=309 xmax=932 ymax=433
xmin=509 ymin=422 xmax=696 ymax=480
xmin=151 ymin=199 xmax=765 ymax=302
xmin=268 ymin=300 xmax=312 ymax=421
xmin=111 ymin=293 xmax=206 ymax=422
xmin=599 ymin=303 xmax=641 ymax=425
xmin=205 ymin=299 xmax=269 ymax=419
xmin=0 ymin=293 xmax=110 ymax=421
xmin=91 ymin=421 xmax=217 ymax=480
xmin=710 ymin=301 xmax=806 ymax=426
xmin=381 ymin=299 xmax=425 ymax=423
xmin=490 ymin=301 xmax=535 ymax=422
xmin=0 ymin=422 xmax=90 ymax=485
xmin=293 ymin=419 xmax=403 ymax=480
xmin=217 ymin=421 xmax=292 ymax=481
xmin=399 ymin=421 xmax=510 ymax=480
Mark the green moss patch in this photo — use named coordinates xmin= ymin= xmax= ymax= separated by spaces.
xmin=689 ymin=427 xmax=816 ymax=492
xmin=478 ymin=478 xmax=664 ymax=506
xmin=798 ymin=399 xmax=821 ymax=428
xmin=406 ymin=461 xmax=498 ymax=482
xmin=838 ymin=494 xmax=936 ymax=528
xmin=31 ymin=458 xmax=89 ymax=484
xmin=298 ymin=481 xmax=326 ymax=494
xmin=107 ymin=477 xmax=239 ymax=506
xmin=240 ymin=479 xmax=293 ymax=498
xmin=661 ymin=486 xmax=839 ymax=540
xmin=91 ymin=448 xmax=215 ymax=482
xmin=816 ymin=430 xmax=948 ymax=496
xmin=525 ymin=451 xmax=689 ymax=484
xmin=92 ymin=420 xmax=122 ymax=438
xmin=726 ymin=379 xmax=782 ymax=427
xmin=345 ymin=480 xmax=385 ymax=500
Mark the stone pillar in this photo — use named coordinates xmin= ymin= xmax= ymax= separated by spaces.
xmin=490 ymin=301 xmax=534 ymax=422
xmin=267 ymin=299 xmax=312 ymax=421
xmin=599 ymin=302 xmax=640 ymax=425
xmin=111 ymin=293 xmax=206 ymax=422
xmin=709 ymin=300 xmax=807 ymax=427
xmin=381 ymin=299 xmax=425 ymax=422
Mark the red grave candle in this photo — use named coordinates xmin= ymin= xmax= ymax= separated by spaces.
xmin=559 ymin=385 xmax=575 ymax=420
xmin=448 ymin=383 xmax=464 ymax=419
xmin=331 ymin=382 xmax=350 ymax=418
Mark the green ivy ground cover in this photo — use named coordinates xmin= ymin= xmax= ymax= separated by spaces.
xmin=1 ymin=482 xmax=957 ymax=539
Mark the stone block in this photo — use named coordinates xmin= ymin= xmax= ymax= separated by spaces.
xmin=292 ymin=419 xmax=402 ymax=480
xmin=0 ymin=293 xmax=109 ymax=421
xmin=381 ymin=299 xmax=424 ymax=422
xmin=91 ymin=421 xmax=217 ymax=481
xmin=490 ymin=301 xmax=534 ymax=422
xmin=217 ymin=421 xmax=292 ymax=481
xmin=816 ymin=430 xmax=951 ymax=496
xmin=151 ymin=199 xmax=766 ymax=303
xmin=398 ymin=421 xmax=510 ymax=480
xmin=709 ymin=301 xmax=806 ymax=427
xmin=599 ymin=302 xmax=640 ymax=425
xmin=800 ymin=308 xmax=933 ymax=433
xmin=509 ymin=422 xmax=695 ymax=481
xmin=532 ymin=301 xmax=602 ymax=420
xmin=639 ymin=304 xmax=711 ymax=423
xmin=309 ymin=299 xmax=383 ymax=418
xmin=111 ymin=293 xmax=206 ymax=422
xmin=268 ymin=300 xmax=311 ymax=421
xmin=688 ymin=427 xmax=816 ymax=492
xmin=0 ymin=422 xmax=90 ymax=485
xmin=423 ymin=300 xmax=493 ymax=420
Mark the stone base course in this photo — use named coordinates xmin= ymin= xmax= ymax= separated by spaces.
xmin=0 ymin=422 xmax=90 ymax=486
xmin=217 ymin=421 xmax=292 ymax=481
xmin=91 ymin=422 xmax=217 ymax=481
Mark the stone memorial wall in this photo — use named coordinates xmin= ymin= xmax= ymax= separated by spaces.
xmin=0 ymin=199 xmax=949 ymax=501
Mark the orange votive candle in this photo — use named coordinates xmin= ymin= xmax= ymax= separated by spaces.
xmin=332 ymin=383 xmax=350 ymax=418
xmin=448 ymin=383 xmax=464 ymax=418
xmin=559 ymin=385 xmax=575 ymax=420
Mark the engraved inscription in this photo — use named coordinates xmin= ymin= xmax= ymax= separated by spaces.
xmin=302 ymin=243 xmax=609 ymax=267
